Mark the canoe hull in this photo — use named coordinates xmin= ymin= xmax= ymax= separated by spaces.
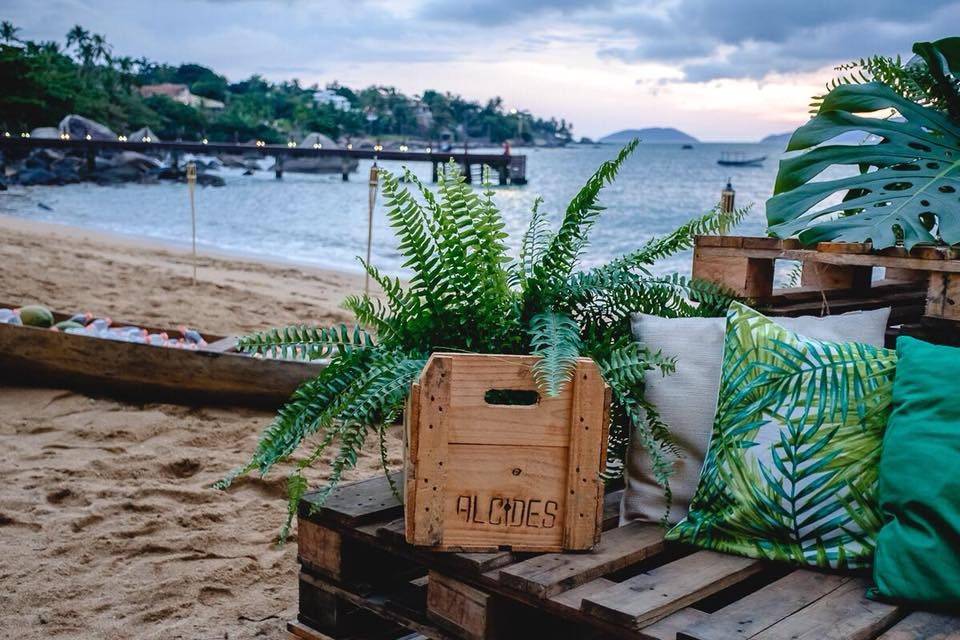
xmin=0 ymin=321 xmax=321 ymax=408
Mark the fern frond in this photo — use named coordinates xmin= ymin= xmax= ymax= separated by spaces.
xmin=237 ymin=324 xmax=375 ymax=361
xmin=528 ymin=311 xmax=582 ymax=396
xmin=526 ymin=139 xmax=639 ymax=304
xmin=618 ymin=204 xmax=750 ymax=268
xmin=511 ymin=196 xmax=551 ymax=289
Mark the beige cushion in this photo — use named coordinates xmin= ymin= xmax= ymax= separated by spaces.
xmin=620 ymin=306 xmax=892 ymax=525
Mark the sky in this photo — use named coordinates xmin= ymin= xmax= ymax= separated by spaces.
xmin=5 ymin=0 xmax=960 ymax=141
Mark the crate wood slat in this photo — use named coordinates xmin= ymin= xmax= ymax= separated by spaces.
xmin=405 ymin=353 xmax=610 ymax=553
xmin=877 ymin=611 xmax=960 ymax=639
xmin=581 ymin=551 xmax=766 ymax=630
xmin=498 ymin=521 xmax=665 ymax=598
xmin=749 ymin=578 xmax=902 ymax=640
xmin=562 ymin=361 xmax=610 ymax=549
xmin=677 ymin=570 xmax=852 ymax=640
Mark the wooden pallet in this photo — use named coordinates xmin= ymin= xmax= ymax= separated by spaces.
xmin=692 ymin=236 xmax=960 ymax=345
xmin=292 ymin=474 xmax=959 ymax=640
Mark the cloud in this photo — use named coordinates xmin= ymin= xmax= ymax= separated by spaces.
xmin=597 ymin=0 xmax=960 ymax=81
xmin=417 ymin=0 xmax=613 ymax=26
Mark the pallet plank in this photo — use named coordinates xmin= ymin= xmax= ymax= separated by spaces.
xmin=643 ymin=609 xmax=712 ymax=640
xmin=300 ymin=473 xmax=403 ymax=527
xmin=750 ymin=578 xmax=901 ymax=640
xmin=498 ymin=521 xmax=664 ymax=598
xmin=427 ymin=571 xmax=498 ymax=640
xmin=876 ymin=611 xmax=960 ymax=639
xmin=581 ymin=551 xmax=765 ymax=630
xmin=678 ymin=570 xmax=851 ymax=640
xmin=548 ymin=578 xmax=617 ymax=613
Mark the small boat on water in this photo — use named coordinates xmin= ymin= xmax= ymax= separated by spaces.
xmin=0 ymin=302 xmax=322 ymax=407
xmin=682 ymin=144 xmax=694 ymax=149
xmin=717 ymin=152 xmax=766 ymax=166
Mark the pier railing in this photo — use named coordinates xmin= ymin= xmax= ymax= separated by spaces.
xmin=0 ymin=137 xmax=528 ymax=184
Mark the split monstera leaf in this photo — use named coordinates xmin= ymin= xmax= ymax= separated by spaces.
xmin=767 ymin=37 xmax=960 ymax=249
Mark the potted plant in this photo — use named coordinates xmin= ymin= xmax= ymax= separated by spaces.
xmin=217 ymin=141 xmax=744 ymax=537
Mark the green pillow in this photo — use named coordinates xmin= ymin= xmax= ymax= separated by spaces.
xmin=871 ymin=336 xmax=960 ymax=606
xmin=667 ymin=302 xmax=897 ymax=569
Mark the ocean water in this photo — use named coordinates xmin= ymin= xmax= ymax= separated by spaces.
xmin=0 ymin=143 xmax=783 ymax=277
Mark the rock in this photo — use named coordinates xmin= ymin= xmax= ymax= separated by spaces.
xmin=298 ymin=132 xmax=338 ymax=149
xmin=30 ymin=127 xmax=59 ymax=139
xmin=35 ymin=148 xmax=64 ymax=163
xmin=196 ymin=172 xmax=225 ymax=187
xmin=58 ymin=115 xmax=116 ymax=141
xmin=112 ymin=151 xmax=162 ymax=171
xmin=17 ymin=168 xmax=59 ymax=186
xmin=271 ymin=156 xmax=357 ymax=174
xmin=217 ymin=154 xmax=247 ymax=168
xmin=91 ymin=164 xmax=143 ymax=184
xmin=128 ymin=126 xmax=160 ymax=142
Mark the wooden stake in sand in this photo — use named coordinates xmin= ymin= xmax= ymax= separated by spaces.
xmin=365 ymin=162 xmax=379 ymax=296
xmin=186 ymin=162 xmax=198 ymax=285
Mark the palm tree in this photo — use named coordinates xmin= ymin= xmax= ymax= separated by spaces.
xmin=0 ymin=21 xmax=20 ymax=44
xmin=65 ymin=24 xmax=89 ymax=50
xmin=90 ymin=33 xmax=111 ymax=65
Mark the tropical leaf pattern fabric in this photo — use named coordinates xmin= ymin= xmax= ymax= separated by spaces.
xmin=666 ymin=303 xmax=897 ymax=569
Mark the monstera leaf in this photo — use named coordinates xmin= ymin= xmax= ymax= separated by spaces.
xmin=767 ymin=82 xmax=960 ymax=249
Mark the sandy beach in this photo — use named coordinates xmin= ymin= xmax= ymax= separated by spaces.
xmin=0 ymin=214 xmax=400 ymax=639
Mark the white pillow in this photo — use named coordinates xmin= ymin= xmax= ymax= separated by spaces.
xmin=620 ymin=306 xmax=891 ymax=526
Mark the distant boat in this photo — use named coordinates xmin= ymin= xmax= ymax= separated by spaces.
xmin=718 ymin=152 xmax=765 ymax=167
xmin=682 ymin=144 xmax=694 ymax=149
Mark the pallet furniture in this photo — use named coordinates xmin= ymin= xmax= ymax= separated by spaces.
xmin=691 ymin=236 xmax=960 ymax=346
xmin=290 ymin=474 xmax=959 ymax=640
xmin=404 ymin=354 xmax=610 ymax=552
xmin=0 ymin=301 xmax=321 ymax=407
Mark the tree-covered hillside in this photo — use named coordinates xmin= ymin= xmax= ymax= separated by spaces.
xmin=0 ymin=22 xmax=573 ymax=145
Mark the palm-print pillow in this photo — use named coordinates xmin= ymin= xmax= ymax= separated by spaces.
xmin=666 ymin=302 xmax=897 ymax=569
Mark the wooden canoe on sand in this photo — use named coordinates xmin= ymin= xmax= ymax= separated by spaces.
xmin=0 ymin=303 xmax=322 ymax=408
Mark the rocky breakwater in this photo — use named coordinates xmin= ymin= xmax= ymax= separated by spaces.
xmin=0 ymin=115 xmax=225 ymax=189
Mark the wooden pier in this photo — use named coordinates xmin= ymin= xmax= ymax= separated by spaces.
xmin=0 ymin=136 xmax=528 ymax=185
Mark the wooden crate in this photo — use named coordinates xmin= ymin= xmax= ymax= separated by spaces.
xmin=293 ymin=475 xmax=960 ymax=640
xmin=404 ymin=354 xmax=611 ymax=553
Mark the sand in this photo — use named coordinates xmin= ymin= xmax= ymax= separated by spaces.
xmin=0 ymin=214 xmax=402 ymax=639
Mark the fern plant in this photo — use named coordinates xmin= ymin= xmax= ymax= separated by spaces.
xmin=217 ymin=141 xmax=745 ymax=537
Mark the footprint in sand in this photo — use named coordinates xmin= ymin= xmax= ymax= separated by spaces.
xmin=46 ymin=488 xmax=91 ymax=507
xmin=163 ymin=458 xmax=202 ymax=478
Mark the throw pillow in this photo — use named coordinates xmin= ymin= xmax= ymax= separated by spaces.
xmin=665 ymin=302 xmax=896 ymax=569
xmin=871 ymin=336 xmax=960 ymax=606
xmin=622 ymin=306 xmax=891 ymax=525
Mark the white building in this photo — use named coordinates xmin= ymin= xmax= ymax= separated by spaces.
xmin=313 ymin=89 xmax=352 ymax=111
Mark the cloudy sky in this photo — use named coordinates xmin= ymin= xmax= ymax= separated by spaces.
xmin=6 ymin=0 xmax=960 ymax=140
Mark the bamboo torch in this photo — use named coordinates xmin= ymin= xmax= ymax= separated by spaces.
xmin=186 ymin=162 xmax=198 ymax=285
xmin=365 ymin=161 xmax=379 ymax=296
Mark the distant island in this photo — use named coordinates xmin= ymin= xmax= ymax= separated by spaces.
xmin=760 ymin=132 xmax=793 ymax=146
xmin=599 ymin=127 xmax=699 ymax=144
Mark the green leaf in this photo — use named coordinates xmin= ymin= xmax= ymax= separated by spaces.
xmin=767 ymin=81 xmax=960 ymax=249
xmin=528 ymin=311 xmax=582 ymax=396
